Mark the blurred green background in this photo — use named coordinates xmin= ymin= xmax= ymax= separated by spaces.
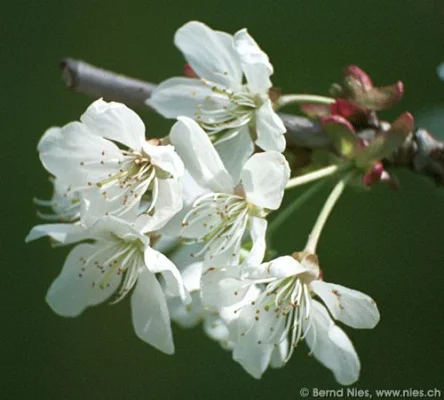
xmin=2 ymin=0 xmax=444 ymax=398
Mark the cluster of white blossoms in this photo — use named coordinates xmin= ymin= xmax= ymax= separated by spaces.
xmin=27 ymin=21 xmax=380 ymax=385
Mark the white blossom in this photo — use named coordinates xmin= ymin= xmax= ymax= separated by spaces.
xmin=166 ymin=243 xmax=259 ymax=349
xmin=202 ymin=253 xmax=380 ymax=385
xmin=43 ymin=215 xmax=189 ymax=354
xmin=26 ymin=178 xmax=86 ymax=245
xmin=147 ymin=21 xmax=286 ymax=153
xmin=38 ymin=99 xmax=184 ymax=231
xmin=167 ymin=245 xmax=233 ymax=348
xmin=169 ymin=117 xmax=290 ymax=267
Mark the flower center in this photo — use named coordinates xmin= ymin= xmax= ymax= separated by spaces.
xmin=182 ymin=193 xmax=250 ymax=260
xmin=239 ymin=260 xmax=321 ymax=361
xmin=195 ymin=81 xmax=257 ymax=133
xmin=78 ymin=238 xmax=144 ymax=303
xmin=80 ymin=149 xmax=165 ymax=216
xmin=34 ymin=189 xmax=81 ymax=223
xmin=95 ymin=150 xmax=154 ymax=190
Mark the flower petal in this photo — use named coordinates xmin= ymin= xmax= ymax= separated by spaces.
xmin=25 ymin=223 xmax=88 ymax=245
xmin=203 ymin=315 xmax=233 ymax=349
xmin=304 ymin=301 xmax=360 ymax=386
xmin=167 ymin=242 xmax=203 ymax=280
xmin=142 ymin=143 xmax=185 ymax=178
xmin=169 ymin=117 xmax=233 ymax=192
xmin=131 ymin=267 xmax=174 ymax=354
xmin=46 ymin=243 xmax=122 ymax=317
xmin=255 ymin=100 xmax=287 ymax=152
xmin=174 ymin=21 xmax=243 ymax=89
xmin=201 ymin=266 xmax=250 ymax=310
xmin=144 ymin=246 xmax=188 ymax=303
xmin=80 ymin=99 xmax=145 ymax=150
xmin=233 ymin=28 xmax=273 ymax=93
xmin=168 ymin=291 xmax=203 ymax=329
xmin=232 ymin=314 xmax=274 ymax=379
xmin=219 ymin=284 xmax=261 ymax=325
xmin=270 ymin=337 xmax=289 ymax=369
xmin=89 ymin=215 xmax=147 ymax=244
xmin=38 ymin=123 xmax=123 ymax=189
xmin=241 ymin=151 xmax=290 ymax=209
xmin=214 ymin=126 xmax=254 ymax=184
xmin=180 ymin=203 xmax=229 ymax=241
xmin=147 ymin=77 xmax=229 ymax=119
xmin=311 ymin=281 xmax=380 ymax=329
xmin=155 ymin=172 xmax=208 ymax=238
xmin=243 ymin=216 xmax=267 ymax=266
xmin=80 ymin=185 xmax=141 ymax=227
xmin=201 ymin=210 xmax=248 ymax=268
xmin=179 ymin=259 xmax=203 ymax=293
xmin=135 ymin=179 xmax=183 ymax=233
xmin=242 ymin=255 xmax=308 ymax=280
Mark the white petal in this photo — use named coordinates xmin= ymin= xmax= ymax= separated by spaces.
xmin=46 ymin=243 xmax=121 ymax=317
xmin=180 ymin=261 xmax=203 ymax=293
xmin=25 ymin=223 xmax=87 ymax=245
xmin=80 ymin=99 xmax=145 ymax=150
xmin=270 ymin=337 xmax=289 ymax=369
xmin=243 ymin=255 xmax=309 ymax=281
xmin=157 ymin=171 xmax=208 ymax=237
xmin=214 ymin=126 xmax=254 ymax=184
xmin=243 ymin=216 xmax=267 ymax=266
xmin=38 ymin=122 xmax=124 ymax=189
xmin=241 ymin=151 xmax=290 ymax=209
xmin=174 ymin=21 xmax=242 ymax=89
xmin=89 ymin=215 xmax=147 ymax=245
xmin=304 ymin=301 xmax=360 ymax=386
xmin=233 ymin=324 xmax=274 ymax=379
xmin=201 ymin=266 xmax=250 ymax=310
xmin=201 ymin=211 xmax=247 ymax=268
xmin=181 ymin=170 xmax=209 ymax=206
xmin=168 ymin=291 xmax=203 ymax=329
xmin=80 ymin=185 xmax=141 ymax=227
xmin=255 ymin=100 xmax=287 ymax=152
xmin=233 ymin=28 xmax=273 ymax=93
xmin=142 ymin=143 xmax=185 ymax=178
xmin=147 ymin=77 xmax=228 ymax=119
xmin=219 ymin=283 xmax=261 ymax=325
xmin=166 ymin=242 xmax=204 ymax=281
xmin=131 ymin=268 xmax=174 ymax=354
xmin=144 ymin=246 xmax=188 ymax=303
xmin=181 ymin=204 xmax=227 ymax=241
xmin=311 ymin=281 xmax=380 ymax=329
xmin=152 ymin=236 xmax=178 ymax=254
xmin=135 ymin=179 xmax=183 ymax=233
xmin=50 ymin=179 xmax=81 ymax=218
xmin=169 ymin=117 xmax=233 ymax=192
xmin=203 ymin=314 xmax=232 ymax=347
xmin=237 ymin=300 xmax=286 ymax=344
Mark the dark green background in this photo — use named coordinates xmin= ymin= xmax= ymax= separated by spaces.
xmin=2 ymin=1 xmax=444 ymax=398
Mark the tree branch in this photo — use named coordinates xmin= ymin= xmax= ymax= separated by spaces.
xmin=61 ymin=58 xmax=156 ymax=109
xmin=60 ymin=58 xmax=444 ymax=185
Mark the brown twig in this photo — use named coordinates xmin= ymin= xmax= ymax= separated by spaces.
xmin=61 ymin=58 xmax=156 ymax=109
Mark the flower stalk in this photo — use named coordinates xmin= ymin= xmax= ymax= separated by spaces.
xmin=276 ymin=94 xmax=335 ymax=109
xmin=285 ymin=164 xmax=340 ymax=190
xmin=305 ymin=172 xmax=355 ymax=253
xmin=268 ymin=179 xmax=328 ymax=240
